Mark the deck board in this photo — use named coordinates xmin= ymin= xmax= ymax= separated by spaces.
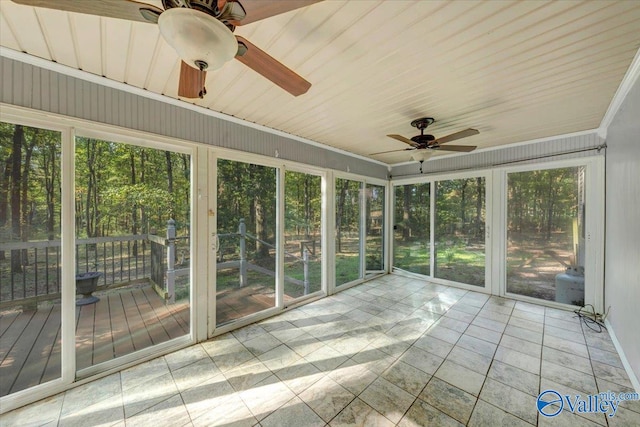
xmin=120 ymin=288 xmax=153 ymax=352
xmin=142 ymin=286 xmax=186 ymax=339
xmin=12 ymin=306 xmax=61 ymax=392
xmin=0 ymin=283 xmax=189 ymax=397
xmin=92 ymin=295 xmax=114 ymax=365
xmin=0 ymin=311 xmax=34 ymax=364
xmin=0 ymin=311 xmax=19 ymax=337
xmin=75 ymin=302 xmax=95 ymax=369
xmin=108 ymin=293 xmax=135 ymax=359
xmin=0 ymin=307 xmax=52 ymax=396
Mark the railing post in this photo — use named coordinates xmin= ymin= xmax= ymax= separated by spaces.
xmin=303 ymin=249 xmax=309 ymax=295
xmin=239 ymin=219 xmax=247 ymax=287
xmin=166 ymin=219 xmax=176 ymax=304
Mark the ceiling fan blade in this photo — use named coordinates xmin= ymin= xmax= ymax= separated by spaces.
xmin=235 ymin=36 xmax=311 ymax=96
xmin=233 ymin=0 xmax=322 ymax=25
xmin=178 ymin=61 xmax=207 ymax=99
xmin=434 ymin=145 xmax=477 ymax=152
xmin=434 ymin=128 xmax=479 ymax=144
xmin=10 ymin=0 xmax=163 ymax=23
xmin=387 ymin=134 xmax=418 ymax=147
xmin=369 ymin=148 xmax=413 ymax=156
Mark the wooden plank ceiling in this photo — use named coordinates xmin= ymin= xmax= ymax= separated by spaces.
xmin=1 ymin=0 xmax=639 ymax=165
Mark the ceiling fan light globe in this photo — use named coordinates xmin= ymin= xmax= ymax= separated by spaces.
xmin=158 ymin=8 xmax=237 ymax=71
xmin=411 ymin=151 xmax=433 ymax=162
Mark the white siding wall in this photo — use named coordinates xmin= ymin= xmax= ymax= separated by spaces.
xmin=390 ymin=132 xmax=604 ymax=178
xmin=605 ymin=75 xmax=640 ymax=386
xmin=0 ymin=56 xmax=389 ymax=180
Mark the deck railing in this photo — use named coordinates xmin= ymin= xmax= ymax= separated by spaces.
xmin=0 ymin=235 xmax=153 ymax=307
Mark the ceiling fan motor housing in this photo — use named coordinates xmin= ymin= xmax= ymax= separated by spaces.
xmin=411 ymin=134 xmax=435 ymax=145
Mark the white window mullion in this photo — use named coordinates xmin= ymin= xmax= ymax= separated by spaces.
xmin=276 ymin=167 xmax=285 ymax=309
xmin=194 ymin=146 xmax=210 ymax=340
xmin=324 ymin=171 xmax=335 ymax=295
xmin=429 ymin=180 xmax=436 ymax=278
xmin=359 ymin=181 xmax=367 ymax=279
xmin=61 ymin=127 xmax=76 ymax=383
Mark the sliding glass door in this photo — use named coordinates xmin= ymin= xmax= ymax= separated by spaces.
xmin=434 ymin=177 xmax=486 ymax=287
xmin=74 ymin=136 xmax=192 ymax=373
xmin=393 ymin=175 xmax=488 ymax=289
xmin=393 ymin=183 xmax=430 ymax=275
xmin=365 ymin=183 xmax=385 ymax=275
xmin=284 ymin=170 xmax=322 ymax=303
xmin=335 ymin=178 xmax=386 ymax=287
xmin=506 ymin=166 xmax=587 ymax=305
xmin=0 ymin=122 xmax=63 ymax=397
xmin=216 ymin=159 xmax=277 ymax=326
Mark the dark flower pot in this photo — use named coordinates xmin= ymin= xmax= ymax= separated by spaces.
xmin=76 ymin=272 xmax=102 ymax=306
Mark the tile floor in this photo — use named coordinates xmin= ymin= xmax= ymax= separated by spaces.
xmin=2 ymin=275 xmax=639 ymax=426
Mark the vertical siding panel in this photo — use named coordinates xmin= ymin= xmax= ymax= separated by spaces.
xmin=31 ymin=66 xmax=41 ymax=110
xmin=13 ymin=61 xmax=23 ymax=106
xmin=90 ymin=82 xmax=98 ymax=122
xmin=0 ymin=58 xmax=12 ymax=104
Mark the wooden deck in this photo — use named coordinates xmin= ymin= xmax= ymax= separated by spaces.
xmin=0 ymin=282 xmax=298 ymax=397
xmin=0 ymin=284 xmax=189 ymax=397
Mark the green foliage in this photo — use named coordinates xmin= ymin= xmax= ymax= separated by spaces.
xmin=73 ymin=137 xmax=190 ymax=238
xmin=0 ymin=122 xmax=62 ymax=241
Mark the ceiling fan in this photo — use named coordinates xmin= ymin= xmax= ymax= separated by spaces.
xmin=371 ymin=117 xmax=479 ymax=159
xmin=11 ymin=0 xmax=318 ymax=98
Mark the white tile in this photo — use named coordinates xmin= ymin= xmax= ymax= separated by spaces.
xmin=124 ymin=394 xmax=190 ymax=427
xmin=399 ymin=399 xmax=465 ymax=427
xmin=239 ymin=375 xmax=296 ymax=421
xmin=465 ymin=325 xmax=503 ymax=344
xmin=457 ymin=334 xmax=498 ymax=358
xmin=0 ymin=393 xmax=64 ymax=427
xmin=469 ymin=399 xmax=534 ymax=427
xmin=493 ymin=346 xmax=540 ymax=375
xmin=260 ymin=397 xmax=324 ymax=427
xmin=299 ymin=376 xmax=355 ymax=422
xmin=435 ymin=360 xmax=486 ymax=396
xmin=164 ymin=345 xmax=211 ymax=372
xmin=487 ymin=361 xmax=539 ymax=397
xmin=381 ymin=360 xmax=431 ymax=396
xmin=359 ymin=377 xmax=415 ymax=424
xmin=446 ymin=346 xmax=492 ymax=375
xmin=420 ymin=377 xmax=477 ymax=424
xmin=329 ymin=359 xmax=378 ymax=395
xmin=479 ymin=378 xmax=537 ymax=425
xmin=399 ymin=346 xmax=445 ymax=375
xmin=330 ymin=398 xmax=395 ymax=427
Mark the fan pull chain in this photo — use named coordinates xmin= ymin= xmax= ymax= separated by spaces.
xmin=195 ymin=60 xmax=208 ymax=99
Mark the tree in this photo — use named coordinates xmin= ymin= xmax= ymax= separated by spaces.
xmin=10 ymin=125 xmax=23 ymax=273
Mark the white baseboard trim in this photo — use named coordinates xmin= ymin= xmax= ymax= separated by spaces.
xmin=605 ymin=319 xmax=640 ymax=393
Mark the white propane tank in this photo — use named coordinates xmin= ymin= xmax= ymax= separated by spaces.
xmin=555 ymin=266 xmax=585 ymax=306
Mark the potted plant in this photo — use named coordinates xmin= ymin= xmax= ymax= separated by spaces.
xmin=76 ymin=272 xmax=103 ymax=305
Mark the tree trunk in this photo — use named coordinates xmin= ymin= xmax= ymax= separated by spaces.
xmin=165 ymin=150 xmax=174 ymax=217
xmin=10 ymin=125 xmax=23 ymax=273
xmin=475 ymin=177 xmax=482 ymax=238
xmin=460 ymin=179 xmax=468 ymax=232
xmin=0 ymin=150 xmax=12 ymax=260
xmin=85 ymin=139 xmax=99 ymax=238
xmin=130 ymin=151 xmax=138 ymax=256
xmin=304 ymin=175 xmax=311 ymax=239
xmin=546 ymin=173 xmax=554 ymax=240
xmin=44 ymin=141 xmax=57 ymax=240
xmin=402 ymin=185 xmax=411 ymax=240
xmin=20 ymin=132 xmax=35 ymax=265
xmin=336 ymin=179 xmax=349 ymax=252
